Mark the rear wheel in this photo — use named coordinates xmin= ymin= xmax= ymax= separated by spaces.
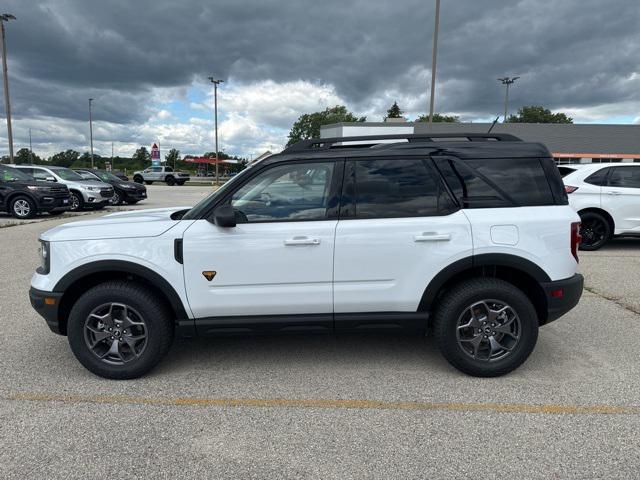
xmin=10 ymin=196 xmax=37 ymax=219
xmin=579 ymin=211 xmax=611 ymax=251
xmin=433 ymin=278 xmax=538 ymax=377
xmin=67 ymin=281 xmax=174 ymax=379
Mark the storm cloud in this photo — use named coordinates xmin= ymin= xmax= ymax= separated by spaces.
xmin=1 ymin=0 xmax=639 ymax=156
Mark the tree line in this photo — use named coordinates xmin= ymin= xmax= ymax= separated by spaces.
xmin=1 ymin=146 xmax=248 ymax=174
xmin=286 ymin=103 xmax=573 ymax=145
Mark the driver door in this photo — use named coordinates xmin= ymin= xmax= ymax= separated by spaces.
xmin=182 ymin=159 xmax=342 ymax=331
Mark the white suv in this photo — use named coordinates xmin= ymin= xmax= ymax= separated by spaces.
xmin=561 ymin=163 xmax=640 ymax=250
xmin=29 ymin=134 xmax=584 ymax=379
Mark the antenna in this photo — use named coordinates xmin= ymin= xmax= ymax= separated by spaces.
xmin=487 ymin=116 xmax=500 ymax=133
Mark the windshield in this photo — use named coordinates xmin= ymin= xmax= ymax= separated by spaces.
xmin=51 ymin=167 xmax=84 ymax=181
xmin=0 ymin=165 xmax=34 ymax=182
xmin=182 ymin=167 xmax=251 ymax=220
xmin=93 ymin=170 xmax=120 ymax=182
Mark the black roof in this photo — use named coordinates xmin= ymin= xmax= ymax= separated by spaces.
xmin=267 ymin=133 xmax=552 ymax=165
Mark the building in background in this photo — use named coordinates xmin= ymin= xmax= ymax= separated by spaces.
xmin=320 ymin=122 xmax=640 ymax=164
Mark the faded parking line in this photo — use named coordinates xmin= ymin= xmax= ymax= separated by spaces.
xmin=8 ymin=392 xmax=640 ymax=415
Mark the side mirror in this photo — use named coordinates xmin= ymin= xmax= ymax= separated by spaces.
xmin=211 ymin=204 xmax=236 ymax=228
xmin=45 ymin=176 xmax=56 ymax=182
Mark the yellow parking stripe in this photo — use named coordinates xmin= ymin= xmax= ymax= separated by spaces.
xmin=7 ymin=392 xmax=640 ymax=415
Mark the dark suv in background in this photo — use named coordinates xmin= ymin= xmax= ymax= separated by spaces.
xmin=74 ymin=168 xmax=147 ymax=205
xmin=0 ymin=164 xmax=71 ymax=219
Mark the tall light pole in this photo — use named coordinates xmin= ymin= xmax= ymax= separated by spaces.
xmin=28 ymin=128 xmax=32 ymax=163
xmin=427 ymin=0 xmax=441 ymax=129
xmin=88 ymin=98 xmax=94 ymax=168
xmin=208 ymin=77 xmax=223 ymax=186
xmin=498 ymin=76 xmax=519 ymax=122
xmin=1 ymin=14 xmax=16 ymax=162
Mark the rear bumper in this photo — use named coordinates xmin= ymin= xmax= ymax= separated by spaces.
xmin=29 ymin=287 xmax=65 ymax=335
xmin=541 ymin=273 xmax=584 ymax=324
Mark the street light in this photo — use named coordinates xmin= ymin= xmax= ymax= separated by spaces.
xmin=208 ymin=77 xmax=224 ymax=186
xmin=0 ymin=13 xmax=16 ymax=162
xmin=427 ymin=0 xmax=441 ymax=129
xmin=498 ymin=76 xmax=520 ymax=122
xmin=88 ymin=98 xmax=94 ymax=168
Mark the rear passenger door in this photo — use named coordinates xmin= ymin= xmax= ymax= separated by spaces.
xmin=602 ymin=166 xmax=640 ymax=233
xmin=333 ymin=157 xmax=473 ymax=323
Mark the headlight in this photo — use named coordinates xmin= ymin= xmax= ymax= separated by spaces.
xmin=38 ymin=240 xmax=50 ymax=275
xmin=119 ymin=183 xmax=135 ymax=189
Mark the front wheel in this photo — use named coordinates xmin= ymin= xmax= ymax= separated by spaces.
xmin=579 ymin=211 xmax=611 ymax=251
xmin=69 ymin=191 xmax=84 ymax=211
xmin=111 ymin=191 xmax=121 ymax=205
xmin=10 ymin=196 xmax=37 ymax=219
xmin=433 ymin=278 xmax=538 ymax=377
xmin=67 ymin=281 xmax=174 ymax=379
xmin=165 ymin=176 xmax=176 ymax=186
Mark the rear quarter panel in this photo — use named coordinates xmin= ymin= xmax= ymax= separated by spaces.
xmin=463 ymin=205 xmax=579 ymax=281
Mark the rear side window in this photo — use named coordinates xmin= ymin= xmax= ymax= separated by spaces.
xmin=608 ymin=167 xmax=640 ymax=188
xmin=435 ymin=157 xmax=556 ymax=208
xmin=353 ymin=159 xmax=455 ymax=218
xmin=584 ymin=168 xmax=610 ymax=186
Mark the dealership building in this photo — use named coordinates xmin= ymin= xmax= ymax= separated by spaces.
xmin=320 ymin=122 xmax=640 ymax=164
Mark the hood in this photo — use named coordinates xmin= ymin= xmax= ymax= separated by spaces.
xmin=41 ymin=206 xmax=192 ymax=242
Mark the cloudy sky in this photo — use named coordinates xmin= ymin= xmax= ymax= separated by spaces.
xmin=1 ymin=0 xmax=639 ymax=159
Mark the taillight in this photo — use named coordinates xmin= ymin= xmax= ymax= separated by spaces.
xmin=571 ymin=222 xmax=581 ymax=262
xmin=565 ymin=185 xmax=579 ymax=194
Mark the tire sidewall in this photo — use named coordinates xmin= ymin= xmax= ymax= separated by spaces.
xmin=67 ymin=283 xmax=173 ymax=379
xmin=435 ymin=280 xmax=539 ymax=377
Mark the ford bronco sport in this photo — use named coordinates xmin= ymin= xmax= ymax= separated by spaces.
xmin=29 ymin=133 xmax=584 ymax=379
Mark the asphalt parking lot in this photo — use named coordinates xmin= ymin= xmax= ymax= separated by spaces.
xmin=1 ymin=185 xmax=639 ymax=479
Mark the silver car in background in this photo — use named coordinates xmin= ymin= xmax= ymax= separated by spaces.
xmin=12 ymin=165 xmax=114 ymax=211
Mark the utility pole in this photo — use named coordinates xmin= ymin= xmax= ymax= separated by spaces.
xmin=88 ymin=98 xmax=94 ymax=168
xmin=208 ymin=77 xmax=224 ymax=186
xmin=498 ymin=76 xmax=520 ymax=122
xmin=29 ymin=128 xmax=32 ymax=163
xmin=427 ymin=0 xmax=440 ymax=129
xmin=1 ymin=14 xmax=16 ymax=162
xmin=111 ymin=141 xmax=114 ymax=170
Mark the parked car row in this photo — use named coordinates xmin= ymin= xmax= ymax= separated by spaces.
xmin=0 ymin=164 xmax=147 ymax=219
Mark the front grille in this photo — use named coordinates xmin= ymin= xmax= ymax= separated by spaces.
xmin=49 ymin=186 xmax=69 ymax=198
xmin=100 ymin=187 xmax=114 ymax=198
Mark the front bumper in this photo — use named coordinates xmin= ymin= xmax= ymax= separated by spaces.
xmin=541 ymin=273 xmax=584 ymax=324
xmin=36 ymin=195 xmax=71 ymax=212
xmin=29 ymin=287 xmax=65 ymax=335
xmin=122 ymin=189 xmax=147 ymax=201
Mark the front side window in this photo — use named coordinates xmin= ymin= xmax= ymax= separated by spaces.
xmin=165 ymin=167 xmax=173 ymax=172
xmin=151 ymin=167 xmax=162 ymax=172
xmin=353 ymin=159 xmax=454 ymax=218
xmin=230 ymin=162 xmax=335 ymax=222
xmin=51 ymin=168 xmax=83 ymax=181
xmin=608 ymin=167 xmax=640 ymax=188
xmin=30 ymin=168 xmax=51 ymax=181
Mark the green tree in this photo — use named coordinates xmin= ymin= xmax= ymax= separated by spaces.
xmin=287 ymin=105 xmax=366 ymax=146
xmin=165 ymin=148 xmax=181 ymax=168
xmin=386 ymin=101 xmax=403 ymax=119
xmin=14 ymin=148 xmax=42 ymax=164
xmin=507 ymin=105 xmax=573 ymax=124
xmin=132 ymin=146 xmax=151 ymax=165
xmin=415 ymin=113 xmax=460 ymax=123
xmin=49 ymin=150 xmax=80 ymax=168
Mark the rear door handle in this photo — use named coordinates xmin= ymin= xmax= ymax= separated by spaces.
xmin=414 ymin=233 xmax=451 ymax=242
xmin=284 ymin=236 xmax=321 ymax=246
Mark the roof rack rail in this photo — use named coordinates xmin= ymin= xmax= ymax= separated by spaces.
xmin=284 ymin=133 xmax=522 ymax=153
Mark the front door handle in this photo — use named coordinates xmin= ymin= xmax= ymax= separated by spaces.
xmin=284 ymin=236 xmax=321 ymax=246
xmin=414 ymin=232 xmax=451 ymax=242
xmin=606 ymin=191 xmax=622 ymax=195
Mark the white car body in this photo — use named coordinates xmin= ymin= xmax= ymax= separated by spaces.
xmin=562 ymin=163 xmax=640 ymax=236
